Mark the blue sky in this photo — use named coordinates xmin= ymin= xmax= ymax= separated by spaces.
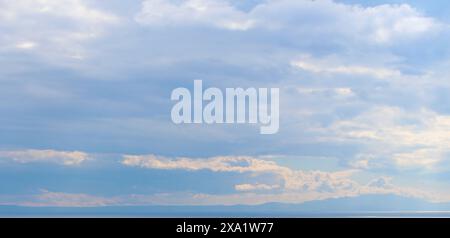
xmin=1 ymin=0 xmax=450 ymax=208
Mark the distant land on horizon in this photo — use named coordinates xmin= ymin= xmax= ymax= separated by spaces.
xmin=2 ymin=194 xmax=450 ymax=217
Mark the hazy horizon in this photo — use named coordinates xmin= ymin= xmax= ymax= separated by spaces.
xmin=2 ymin=0 xmax=450 ymax=216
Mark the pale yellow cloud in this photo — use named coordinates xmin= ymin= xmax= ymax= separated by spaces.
xmin=0 ymin=149 xmax=90 ymax=166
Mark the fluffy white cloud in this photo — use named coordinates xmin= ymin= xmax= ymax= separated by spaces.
xmin=327 ymin=106 xmax=450 ymax=170
xmin=0 ymin=0 xmax=119 ymax=60
xmin=136 ymin=0 xmax=441 ymax=44
xmin=0 ymin=149 xmax=90 ymax=166
xmin=0 ymin=0 xmax=118 ymax=23
xmin=257 ymin=0 xmax=441 ymax=44
xmin=122 ymin=154 xmax=359 ymax=192
xmin=352 ymin=3 xmax=439 ymax=44
xmin=135 ymin=0 xmax=255 ymax=30
xmin=121 ymin=154 xmax=431 ymax=204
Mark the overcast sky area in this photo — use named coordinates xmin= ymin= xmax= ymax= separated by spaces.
xmin=2 ymin=0 xmax=450 ymax=208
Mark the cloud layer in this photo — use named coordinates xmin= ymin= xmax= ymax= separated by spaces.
xmin=1 ymin=0 xmax=450 ymax=208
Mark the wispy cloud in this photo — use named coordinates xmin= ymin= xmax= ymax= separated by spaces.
xmin=136 ymin=0 xmax=254 ymax=30
xmin=234 ymin=183 xmax=280 ymax=192
xmin=0 ymin=149 xmax=90 ymax=166
xmin=0 ymin=190 xmax=115 ymax=207
xmin=291 ymin=55 xmax=401 ymax=79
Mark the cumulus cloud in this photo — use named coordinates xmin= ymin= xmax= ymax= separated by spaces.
xmin=327 ymin=106 xmax=450 ymax=170
xmin=0 ymin=0 xmax=118 ymax=23
xmin=135 ymin=0 xmax=441 ymax=44
xmin=258 ymin=0 xmax=441 ymax=44
xmin=351 ymin=3 xmax=440 ymax=44
xmin=122 ymin=154 xmax=360 ymax=192
xmin=0 ymin=149 xmax=90 ymax=166
xmin=121 ymin=154 xmax=430 ymax=203
xmin=0 ymin=0 xmax=119 ymax=60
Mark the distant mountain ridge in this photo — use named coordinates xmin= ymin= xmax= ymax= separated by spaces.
xmin=1 ymin=194 xmax=450 ymax=217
